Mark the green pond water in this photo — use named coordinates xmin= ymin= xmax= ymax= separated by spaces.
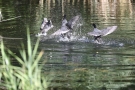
xmin=0 ymin=0 xmax=135 ymax=90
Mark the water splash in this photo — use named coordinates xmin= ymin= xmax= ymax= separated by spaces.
xmin=39 ymin=34 xmax=135 ymax=47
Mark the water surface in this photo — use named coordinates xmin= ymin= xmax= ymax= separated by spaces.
xmin=0 ymin=0 xmax=135 ymax=90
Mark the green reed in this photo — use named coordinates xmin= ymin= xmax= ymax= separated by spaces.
xmin=0 ymin=28 xmax=50 ymax=90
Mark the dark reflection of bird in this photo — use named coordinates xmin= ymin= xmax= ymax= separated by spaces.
xmin=52 ymin=15 xmax=81 ymax=38
xmin=88 ymin=23 xmax=117 ymax=44
xmin=36 ymin=18 xmax=54 ymax=36
xmin=100 ymin=86 xmax=107 ymax=90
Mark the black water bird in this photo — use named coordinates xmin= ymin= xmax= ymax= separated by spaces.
xmin=40 ymin=18 xmax=53 ymax=33
xmin=36 ymin=18 xmax=54 ymax=36
xmin=52 ymin=15 xmax=81 ymax=38
xmin=88 ymin=23 xmax=117 ymax=44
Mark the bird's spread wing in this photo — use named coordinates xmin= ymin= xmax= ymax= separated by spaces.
xmin=101 ymin=26 xmax=117 ymax=36
xmin=41 ymin=25 xmax=54 ymax=33
xmin=88 ymin=28 xmax=102 ymax=36
xmin=52 ymin=17 xmax=70 ymax=36
xmin=67 ymin=15 xmax=80 ymax=29
xmin=88 ymin=32 xmax=101 ymax=36
xmin=52 ymin=25 xmax=69 ymax=35
xmin=52 ymin=29 xmax=69 ymax=36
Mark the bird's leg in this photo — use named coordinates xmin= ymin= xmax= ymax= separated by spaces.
xmin=94 ymin=35 xmax=103 ymax=44
xmin=97 ymin=38 xmax=103 ymax=44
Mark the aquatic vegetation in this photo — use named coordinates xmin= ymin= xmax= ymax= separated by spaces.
xmin=0 ymin=29 xmax=51 ymax=90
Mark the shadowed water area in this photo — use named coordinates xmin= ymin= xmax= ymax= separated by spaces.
xmin=0 ymin=0 xmax=135 ymax=90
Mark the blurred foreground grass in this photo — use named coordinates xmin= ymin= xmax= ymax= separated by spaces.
xmin=0 ymin=29 xmax=51 ymax=90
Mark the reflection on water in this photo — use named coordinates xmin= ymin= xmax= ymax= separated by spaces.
xmin=1 ymin=0 xmax=135 ymax=89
